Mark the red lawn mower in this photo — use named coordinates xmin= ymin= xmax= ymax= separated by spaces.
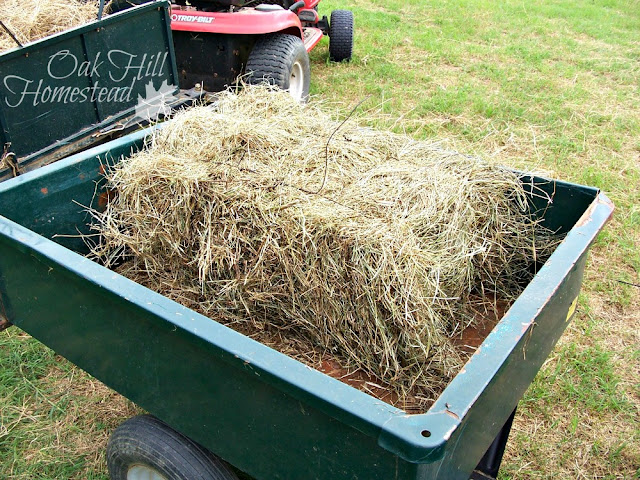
xmin=168 ymin=0 xmax=354 ymax=101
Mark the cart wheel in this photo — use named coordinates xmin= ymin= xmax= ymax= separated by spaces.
xmin=329 ymin=10 xmax=354 ymax=62
xmin=245 ymin=34 xmax=311 ymax=103
xmin=107 ymin=415 xmax=238 ymax=480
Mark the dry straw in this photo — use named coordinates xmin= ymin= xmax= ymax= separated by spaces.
xmin=0 ymin=0 xmax=104 ymax=52
xmin=90 ymin=86 xmax=557 ymax=409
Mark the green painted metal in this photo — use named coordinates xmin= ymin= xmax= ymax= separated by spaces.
xmin=0 ymin=129 xmax=613 ymax=479
xmin=0 ymin=1 xmax=178 ymax=181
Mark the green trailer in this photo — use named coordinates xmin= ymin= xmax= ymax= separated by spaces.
xmin=0 ymin=3 xmax=613 ymax=479
xmin=0 ymin=127 xmax=613 ymax=480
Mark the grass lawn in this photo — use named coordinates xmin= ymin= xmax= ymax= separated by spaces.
xmin=1 ymin=0 xmax=638 ymax=478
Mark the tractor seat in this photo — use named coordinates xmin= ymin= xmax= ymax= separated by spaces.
xmin=255 ymin=4 xmax=285 ymax=11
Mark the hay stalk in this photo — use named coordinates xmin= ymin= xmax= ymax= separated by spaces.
xmin=89 ymin=86 xmax=558 ymax=409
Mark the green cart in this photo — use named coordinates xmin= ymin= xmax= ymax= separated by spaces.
xmin=0 ymin=4 xmax=613 ymax=479
xmin=0 ymin=127 xmax=614 ymax=480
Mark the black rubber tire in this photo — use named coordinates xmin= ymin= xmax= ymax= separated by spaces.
xmin=107 ymin=415 xmax=238 ymax=480
xmin=245 ymin=34 xmax=311 ymax=102
xmin=329 ymin=10 xmax=354 ymax=62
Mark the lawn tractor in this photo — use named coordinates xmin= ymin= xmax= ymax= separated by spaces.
xmin=167 ymin=0 xmax=354 ymax=101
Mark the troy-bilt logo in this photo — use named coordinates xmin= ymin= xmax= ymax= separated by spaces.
xmin=171 ymin=14 xmax=214 ymax=23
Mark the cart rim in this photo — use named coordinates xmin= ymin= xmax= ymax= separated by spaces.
xmin=127 ymin=464 xmax=168 ymax=480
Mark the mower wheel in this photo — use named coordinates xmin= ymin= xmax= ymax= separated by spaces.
xmin=246 ymin=34 xmax=310 ymax=102
xmin=329 ymin=10 xmax=354 ymax=62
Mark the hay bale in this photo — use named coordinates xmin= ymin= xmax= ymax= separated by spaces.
xmin=90 ymin=86 xmax=557 ymax=408
xmin=0 ymin=0 xmax=103 ymax=52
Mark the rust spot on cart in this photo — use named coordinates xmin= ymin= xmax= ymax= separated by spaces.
xmin=444 ymin=406 xmax=460 ymax=421
xmin=98 ymin=189 xmax=116 ymax=207
xmin=576 ymin=194 xmax=614 ymax=228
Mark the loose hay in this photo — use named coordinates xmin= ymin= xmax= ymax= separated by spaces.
xmin=89 ymin=86 xmax=558 ymax=410
xmin=0 ymin=0 xmax=104 ymax=52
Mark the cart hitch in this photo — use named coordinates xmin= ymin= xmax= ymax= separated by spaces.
xmin=469 ymin=408 xmax=517 ymax=480
xmin=0 ymin=316 xmax=12 ymax=332
xmin=0 ymin=294 xmax=12 ymax=331
xmin=2 ymin=144 xmax=19 ymax=177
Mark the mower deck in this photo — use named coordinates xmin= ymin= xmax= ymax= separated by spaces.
xmin=302 ymin=27 xmax=323 ymax=51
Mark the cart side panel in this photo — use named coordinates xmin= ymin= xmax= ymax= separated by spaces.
xmin=0 ymin=222 xmax=410 ymax=480
xmin=0 ymin=39 xmax=98 ymax=155
xmin=0 ymin=129 xmax=147 ymax=253
xmin=0 ymin=1 xmax=178 ymax=180
xmin=411 ymin=192 xmax=613 ymax=478
xmin=522 ymin=176 xmax=601 ymax=234
xmin=417 ymin=251 xmax=589 ymax=479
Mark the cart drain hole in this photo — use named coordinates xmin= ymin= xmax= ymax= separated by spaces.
xmin=421 ymin=430 xmax=431 ymax=438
